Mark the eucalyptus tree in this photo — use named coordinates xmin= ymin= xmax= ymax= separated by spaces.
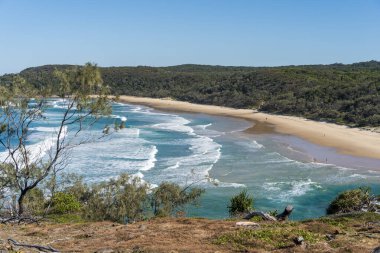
xmin=0 ymin=63 xmax=111 ymax=217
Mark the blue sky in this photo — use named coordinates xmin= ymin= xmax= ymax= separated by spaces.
xmin=0 ymin=0 xmax=379 ymax=74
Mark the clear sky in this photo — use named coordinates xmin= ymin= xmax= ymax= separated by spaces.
xmin=0 ymin=0 xmax=379 ymax=74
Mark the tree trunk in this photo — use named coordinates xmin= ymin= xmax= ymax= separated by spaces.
xmin=276 ymin=205 xmax=293 ymax=221
xmin=17 ymin=190 xmax=27 ymax=216
xmin=244 ymin=211 xmax=277 ymax=221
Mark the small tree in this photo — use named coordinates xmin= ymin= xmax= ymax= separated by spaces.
xmin=49 ymin=192 xmax=81 ymax=214
xmin=326 ymin=187 xmax=372 ymax=215
xmin=23 ymin=188 xmax=45 ymax=216
xmin=150 ymin=182 xmax=205 ymax=217
xmin=0 ymin=63 xmax=111 ymax=217
xmin=83 ymin=173 xmax=149 ymax=223
xmin=228 ymin=190 xmax=254 ymax=216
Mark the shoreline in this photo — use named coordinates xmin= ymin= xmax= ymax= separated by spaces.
xmin=115 ymin=95 xmax=380 ymax=160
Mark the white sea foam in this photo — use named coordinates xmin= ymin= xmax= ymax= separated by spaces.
xmin=198 ymin=123 xmax=212 ymax=130
xmin=287 ymin=179 xmax=322 ymax=196
xmin=140 ymin=108 xmax=226 ymax=186
xmin=348 ymin=174 xmax=368 ymax=179
xmin=262 ymin=182 xmax=282 ymax=191
xmin=110 ymin=114 xmax=122 ymax=119
xmin=252 ymin=140 xmax=264 ymax=149
xmin=28 ymin=126 xmax=68 ymax=161
xmin=130 ymin=172 xmax=158 ymax=190
xmin=0 ymin=126 xmax=68 ymax=165
xmin=30 ymin=127 xmax=59 ymax=132
xmin=165 ymin=161 xmax=181 ymax=170
xmin=214 ymin=179 xmax=246 ymax=188
xmin=235 ymin=139 xmax=264 ymax=151
xmin=193 ymin=123 xmax=225 ymax=137
xmin=49 ymin=99 xmax=76 ymax=110
xmin=142 ymin=108 xmax=246 ymax=188
xmin=151 ymin=116 xmax=195 ymax=134
xmin=157 ymin=135 xmax=223 ymax=186
xmin=131 ymin=106 xmax=143 ymax=112
xmin=263 ymin=179 xmax=321 ymax=201
xmin=4 ymin=101 xmax=242 ymax=190
xmin=132 ymin=171 xmax=145 ymax=179
xmin=140 ymin=145 xmax=158 ymax=171
xmin=62 ymin=126 xmax=154 ymax=179
xmin=368 ymin=170 xmax=380 ymax=174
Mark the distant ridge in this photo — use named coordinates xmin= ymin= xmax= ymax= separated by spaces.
xmin=1 ymin=61 xmax=379 ymax=127
xmin=16 ymin=60 xmax=380 ymax=73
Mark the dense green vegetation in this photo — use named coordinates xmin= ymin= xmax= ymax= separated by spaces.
xmin=1 ymin=61 xmax=379 ymax=127
xmin=2 ymin=172 xmax=204 ymax=223
xmin=227 ymin=190 xmax=254 ymax=216
xmin=326 ymin=187 xmax=377 ymax=215
xmin=216 ymin=212 xmax=380 ymax=251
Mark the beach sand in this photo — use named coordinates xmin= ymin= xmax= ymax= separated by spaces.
xmin=115 ymin=95 xmax=380 ymax=160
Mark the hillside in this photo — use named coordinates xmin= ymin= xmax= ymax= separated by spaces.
xmin=0 ymin=213 xmax=379 ymax=252
xmin=1 ymin=61 xmax=379 ymax=127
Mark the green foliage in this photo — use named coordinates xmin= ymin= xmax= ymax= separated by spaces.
xmin=215 ymin=227 xmax=320 ymax=250
xmin=151 ymin=182 xmax=205 ymax=217
xmin=83 ymin=173 xmax=149 ymax=223
xmin=268 ymin=209 xmax=278 ymax=217
xmin=6 ymin=61 xmax=380 ymax=127
xmin=326 ymin=187 xmax=372 ymax=214
xmin=0 ymin=63 xmax=112 ymax=217
xmin=23 ymin=188 xmax=45 ymax=216
xmin=228 ymin=190 xmax=253 ymax=216
xmin=50 ymin=192 xmax=81 ymax=214
xmin=47 ymin=213 xmax=85 ymax=224
xmin=61 ymin=174 xmax=92 ymax=204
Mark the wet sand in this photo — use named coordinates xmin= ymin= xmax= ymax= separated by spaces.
xmin=114 ymin=96 xmax=380 ymax=160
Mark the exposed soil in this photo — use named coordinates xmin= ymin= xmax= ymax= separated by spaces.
xmin=0 ymin=215 xmax=379 ymax=253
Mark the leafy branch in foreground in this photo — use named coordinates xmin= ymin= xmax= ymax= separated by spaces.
xmin=0 ymin=63 xmax=111 ymax=218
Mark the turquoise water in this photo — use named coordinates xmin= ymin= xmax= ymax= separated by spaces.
xmin=2 ymin=99 xmax=379 ymax=220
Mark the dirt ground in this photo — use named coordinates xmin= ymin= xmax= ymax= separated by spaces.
xmin=0 ymin=217 xmax=379 ymax=253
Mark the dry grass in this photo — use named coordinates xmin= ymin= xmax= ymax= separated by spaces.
xmin=0 ymin=213 xmax=379 ymax=252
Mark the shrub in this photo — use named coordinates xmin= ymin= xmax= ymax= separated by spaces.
xmin=83 ymin=173 xmax=149 ymax=223
xmin=151 ymin=182 xmax=205 ymax=217
xmin=228 ymin=190 xmax=253 ymax=216
xmin=24 ymin=188 xmax=45 ymax=216
xmin=50 ymin=192 xmax=81 ymax=214
xmin=63 ymin=175 xmax=92 ymax=203
xmin=326 ymin=187 xmax=371 ymax=215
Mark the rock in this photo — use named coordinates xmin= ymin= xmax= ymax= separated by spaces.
xmin=235 ymin=221 xmax=260 ymax=228
xmin=294 ymin=236 xmax=304 ymax=245
xmin=95 ymin=249 xmax=115 ymax=253
xmin=326 ymin=234 xmax=336 ymax=241
xmin=139 ymin=224 xmax=147 ymax=231
xmin=372 ymin=246 xmax=380 ymax=253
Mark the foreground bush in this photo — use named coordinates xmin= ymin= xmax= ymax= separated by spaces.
xmin=151 ymin=182 xmax=205 ymax=217
xmin=23 ymin=188 xmax=45 ymax=216
xmin=49 ymin=192 xmax=81 ymax=214
xmin=83 ymin=174 xmax=149 ymax=223
xmin=0 ymin=172 xmax=206 ymax=223
xmin=326 ymin=187 xmax=371 ymax=215
xmin=228 ymin=190 xmax=253 ymax=216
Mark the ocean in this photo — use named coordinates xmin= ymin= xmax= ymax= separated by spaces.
xmin=2 ymin=99 xmax=379 ymax=220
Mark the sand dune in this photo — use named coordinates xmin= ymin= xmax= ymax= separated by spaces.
xmin=116 ymin=96 xmax=380 ymax=160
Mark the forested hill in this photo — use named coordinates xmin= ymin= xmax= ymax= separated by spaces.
xmin=1 ymin=61 xmax=380 ymax=127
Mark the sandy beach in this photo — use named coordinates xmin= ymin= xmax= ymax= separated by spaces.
xmin=115 ymin=95 xmax=380 ymax=160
